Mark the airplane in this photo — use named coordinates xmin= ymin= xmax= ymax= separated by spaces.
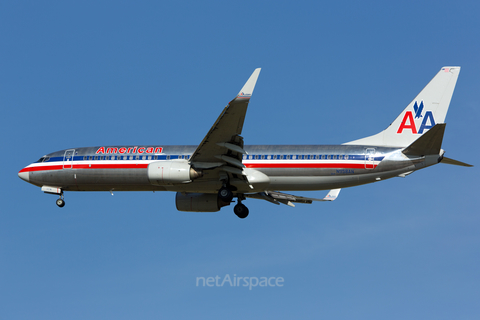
xmin=18 ymin=67 xmax=472 ymax=218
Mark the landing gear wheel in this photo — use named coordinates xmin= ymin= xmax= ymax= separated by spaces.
xmin=56 ymin=198 xmax=65 ymax=208
xmin=234 ymin=203 xmax=249 ymax=219
xmin=218 ymin=187 xmax=234 ymax=202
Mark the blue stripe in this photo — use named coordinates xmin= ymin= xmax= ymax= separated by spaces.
xmin=44 ymin=154 xmax=385 ymax=162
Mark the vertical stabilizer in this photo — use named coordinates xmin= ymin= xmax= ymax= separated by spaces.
xmin=344 ymin=67 xmax=460 ymax=147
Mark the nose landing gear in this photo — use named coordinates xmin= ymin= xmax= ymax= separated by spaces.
xmin=55 ymin=191 xmax=65 ymax=208
xmin=56 ymin=198 xmax=65 ymax=207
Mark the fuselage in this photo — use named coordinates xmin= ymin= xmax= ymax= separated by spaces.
xmin=18 ymin=144 xmax=438 ymax=194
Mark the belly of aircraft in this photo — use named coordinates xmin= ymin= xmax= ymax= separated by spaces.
xmin=28 ymin=165 xmax=413 ymax=193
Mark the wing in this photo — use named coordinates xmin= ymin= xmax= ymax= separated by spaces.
xmin=245 ymin=189 xmax=341 ymax=207
xmin=190 ymin=68 xmax=261 ymax=170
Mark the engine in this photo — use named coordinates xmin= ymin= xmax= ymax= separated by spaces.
xmin=147 ymin=161 xmax=202 ymax=185
xmin=176 ymin=192 xmax=231 ymax=212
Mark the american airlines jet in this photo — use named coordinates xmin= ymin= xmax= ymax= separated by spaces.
xmin=18 ymin=67 xmax=472 ymax=218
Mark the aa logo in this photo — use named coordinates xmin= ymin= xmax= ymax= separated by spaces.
xmin=397 ymin=101 xmax=435 ymax=134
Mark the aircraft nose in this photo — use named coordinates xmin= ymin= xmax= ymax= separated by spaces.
xmin=18 ymin=170 xmax=30 ymax=182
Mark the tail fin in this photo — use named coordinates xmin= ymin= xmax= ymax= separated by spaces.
xmin=344 ymin=67 xmax=460 ymax=147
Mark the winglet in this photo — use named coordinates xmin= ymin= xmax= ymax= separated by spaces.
xmin=323 ymin=189 xmax=341 ymax=201
xmin=236 ymin=68 xmax=261 ymax=100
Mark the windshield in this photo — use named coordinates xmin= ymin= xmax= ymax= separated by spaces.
xmin=35 ymin=156 xmax=49 ymax=163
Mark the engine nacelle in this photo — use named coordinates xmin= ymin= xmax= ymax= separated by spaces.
xmin=176 ymin=192 xmax=230 ymax=212
xmin=148 ymin=161 xmax=202 ymax=185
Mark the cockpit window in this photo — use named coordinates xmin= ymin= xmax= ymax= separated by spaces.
xmin=36 ymin=157 xmax=46 ymax=163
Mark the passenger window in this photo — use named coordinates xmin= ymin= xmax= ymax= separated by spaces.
xmin=166 ymin=155 xmax=170 ymax=160
xmin=273 ymin=155 xmax=276 ymax=160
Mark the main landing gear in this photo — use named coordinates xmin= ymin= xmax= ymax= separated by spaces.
xmin=218 ymin=186 xmax=234 ymax=202
xmin=219 ymin=186 xmax=249 ymax=219
xmin=234 ymin=201 xmax=249 ymax=219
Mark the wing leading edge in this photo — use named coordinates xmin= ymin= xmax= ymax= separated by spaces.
xmin=190 ymin=68 xmax=261 ymax=165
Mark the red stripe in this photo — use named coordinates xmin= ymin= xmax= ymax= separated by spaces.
xmin=19 ymin=163 xmax=149 ymax=172
xmin=20 ymin=162 xmax=376 ymax=173
xmin=245 ymin=163 xmax=374 ymax=169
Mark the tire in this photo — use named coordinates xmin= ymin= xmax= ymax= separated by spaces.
xmin=218 ymin=187 xmax=234 ymax=202
xmin=56 ymin=199 xmax=65 ymax=208
xmin=234 ymin=203 xmax=249 ymax=219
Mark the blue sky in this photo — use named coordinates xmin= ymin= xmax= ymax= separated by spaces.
xmin=1 ymin=1 xmax=479 ymax=319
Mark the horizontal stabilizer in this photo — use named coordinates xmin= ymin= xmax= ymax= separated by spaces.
xmin=441 ymin=157 xmax=473 ymax=167
xmin=402 ymin=123 xmax=445 ymax=156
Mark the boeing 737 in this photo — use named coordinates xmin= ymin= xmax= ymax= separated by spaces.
xmin=18 ymin=67 xmax=472 ymax=218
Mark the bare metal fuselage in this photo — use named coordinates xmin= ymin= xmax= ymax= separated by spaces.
xmin=20 ymin=144 xmax=437 ymax=194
